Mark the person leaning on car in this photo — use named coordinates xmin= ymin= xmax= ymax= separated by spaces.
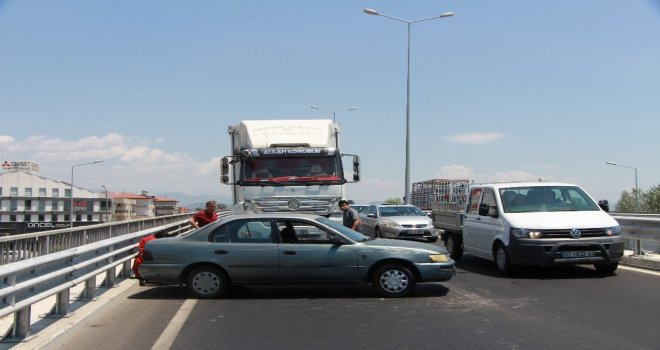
xmin=339 ymin=199 xmax=361 ymax=232
xmin=188 ymin=200 xmax=218 ymax=229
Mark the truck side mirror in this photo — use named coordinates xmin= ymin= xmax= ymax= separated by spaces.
xmin=220 ymin=157 xmax=230 ymax=184
xmin=352 ymin=156 xmax=360 ymax=182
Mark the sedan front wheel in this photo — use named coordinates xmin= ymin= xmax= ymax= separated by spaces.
xmin=372 ymin=264 xmax=416 ymax=298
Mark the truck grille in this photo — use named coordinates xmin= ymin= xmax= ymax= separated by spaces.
xmin=250 ymin=197 xmax=338 ymax=215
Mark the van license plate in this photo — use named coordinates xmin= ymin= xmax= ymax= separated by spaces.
xmin=561 ymin=251 xmax=596 ymax=258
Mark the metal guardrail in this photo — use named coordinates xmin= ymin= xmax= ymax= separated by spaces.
xmin=611 ymin=215 xmax=660 ymax=255
xmin=0 ymin=213 xmax=191 ymax=265
xmin=0 ymin=211 xmax=232 ymax=342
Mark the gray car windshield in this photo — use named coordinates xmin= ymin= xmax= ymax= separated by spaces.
xmin=317 ymin=217 xmax=369 ymax=242
xmin=378 ymin=206 xmax=426 ymax=217
xmin=500 ymin=186 xmax=600 ymax=213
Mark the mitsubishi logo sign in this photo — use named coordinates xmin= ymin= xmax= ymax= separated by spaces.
xmin=569 ymin=229 xmax=582 ymax=239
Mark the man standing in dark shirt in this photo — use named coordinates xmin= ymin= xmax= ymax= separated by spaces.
xmin=339 ymin=199 xmax=361 ymax=232
xmin=188 ymin=200 xmax=218 ymax=228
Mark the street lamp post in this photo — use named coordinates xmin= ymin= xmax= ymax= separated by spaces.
xmin=70 ymin=160 xmax=103 ymax=229
xmin=310 ymin=105 xmax=359 ymax=149
xmin=606 ymin=161 xmax=639 ymax=212
xmin=310 ymin=105 xmax=359 ymax=123
xmin=101 ymin=184 xmax=109 ymax=223
xmin=606 ymin=161 xmax=640 ymax=255
xmin=363 ymin=8 xmax=454 ymax=204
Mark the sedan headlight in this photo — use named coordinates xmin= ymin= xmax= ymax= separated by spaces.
xmin=605 ymin=226 xmax=621 ymax=236
xmin=380 ymin=219 xmax=402 ymax=229
xmin=511 ymin=228 xmax=543 ymax=239
xmin=428 ymin=254 xmax=450 ymax=263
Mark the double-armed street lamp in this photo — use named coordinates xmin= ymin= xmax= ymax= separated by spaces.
xmin=310 ymin=105 xmax=359 ymax=123
xmin=606 ymin=161 xmax=639 ymax=212
xmin=70 ymin=160 xmax=103 ymax=229
xmin=363 ymin=8 xmax=454 ymax=204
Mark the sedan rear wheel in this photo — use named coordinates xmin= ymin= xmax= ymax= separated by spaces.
xmin=372 ymin=264 xmax=416 ymax=298
xmin=187 ymin=266 xmax=228 ymax=299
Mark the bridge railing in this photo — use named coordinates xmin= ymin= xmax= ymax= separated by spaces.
xmin=0 ymin=211 xmax=232 ymax=342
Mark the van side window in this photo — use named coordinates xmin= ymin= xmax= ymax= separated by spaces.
xmin=467 ymin=188 xmax=483 ymax=214
xmin=479 ymin=189 xmax=498 ymax=217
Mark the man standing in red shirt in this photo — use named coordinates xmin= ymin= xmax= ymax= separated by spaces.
xmin=188 ymin=200 xmax=218 ymax=228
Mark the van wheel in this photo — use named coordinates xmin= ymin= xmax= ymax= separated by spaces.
xmin=446 ymin=234 xmax=463 ymax=260
xmin=187 ymin=266 xmax=229 ymax=299
xmin=594 ymin=262 xmax=618 ymax=275
xmin=494 ymin=243 xmax=512 ymax=275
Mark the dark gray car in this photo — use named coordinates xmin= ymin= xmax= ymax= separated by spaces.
xmin=139 ymin=213 xmax=454 ymax=298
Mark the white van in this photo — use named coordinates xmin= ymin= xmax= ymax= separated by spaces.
xmin=458 ymin=182 xmax=623 ymax=274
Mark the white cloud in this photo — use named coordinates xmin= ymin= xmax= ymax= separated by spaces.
xmin=0 ymin=135 xmax=14 ymax=145
xmin=443 ymin=132 xmax=505 ymax=144
xmin=435 ymin=164 xmax=477 ymax=179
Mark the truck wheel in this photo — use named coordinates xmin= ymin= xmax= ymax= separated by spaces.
xmin=594 ymin=262 xmax=618 ymax=275
xmin=446 ymin=234 xmax=463 ymax=260
xmin=372 ymin=264 xmax=416 ymax=298
xmin=187 ymin=266 xmax=229 ymax=299
xmin=494 ymin=243 xmax=512 ymax=275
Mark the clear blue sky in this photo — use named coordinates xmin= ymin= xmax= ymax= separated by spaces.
xmin=1 ymin=1 xmax=659 ymax=205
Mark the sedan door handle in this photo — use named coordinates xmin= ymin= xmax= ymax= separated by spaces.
xmin=214 ymin=250 xmax=229 ymax=255
xmin=281 ymin=250 xmax=297 ymax=255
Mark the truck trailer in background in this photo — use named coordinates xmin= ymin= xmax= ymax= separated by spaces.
xmin=220 ymin=119 xmax=360 ymax=219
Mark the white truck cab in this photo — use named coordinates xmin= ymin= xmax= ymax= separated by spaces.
xmin=455 ymin=182 xmax=623 ymax=274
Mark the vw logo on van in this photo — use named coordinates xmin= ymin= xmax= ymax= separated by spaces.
xmin=569 ymin=229 xmax=582 ymax=239
xmin=287 ymin=199 xmax=302 ymax=210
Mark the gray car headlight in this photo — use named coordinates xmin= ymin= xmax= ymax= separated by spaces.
xmin=380 ymin=219 xmax=402 ymax=229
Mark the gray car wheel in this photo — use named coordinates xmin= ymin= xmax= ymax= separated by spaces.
xmin=372 ymin=264 xmax=416 ymax=298
xmin=187 ymin=266 xmax=228 ymax=299
xmin=375 ymin=227 xmax=383 ymax=238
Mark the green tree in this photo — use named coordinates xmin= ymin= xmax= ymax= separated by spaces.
xmin=644 ymin=185 xmax=660 ymax=213
xmin=384 ymin=197 xmax=403 ymax=205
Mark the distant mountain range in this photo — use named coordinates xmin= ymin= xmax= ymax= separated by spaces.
xmin=156 ymin=192 xmax=232 ymax=210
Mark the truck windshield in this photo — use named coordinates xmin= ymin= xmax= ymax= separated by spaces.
xmin=499 ymin=186 xmax=600 ymax=213
xmin=241 ymin=155 xmax=344 ymax=185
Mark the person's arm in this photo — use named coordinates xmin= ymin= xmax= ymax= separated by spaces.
xmin=351 ymin=218 xmax=361 ymax=231
xmin=188 ymin=215 xmax=199 ymax=228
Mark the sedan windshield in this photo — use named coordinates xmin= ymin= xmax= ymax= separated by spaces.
xmin=378 ymin=206 xmax=426 ymax=217
xmin=317 ymin=217 xmax=370 ymax=242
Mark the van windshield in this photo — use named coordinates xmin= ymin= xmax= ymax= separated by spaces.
xmin=499 ymin=186 xmax=600 ymax=213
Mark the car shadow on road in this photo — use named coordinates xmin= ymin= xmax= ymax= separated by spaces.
xmin=455 ymin=255 xmax=617 ymax=279
xmin=127 ymin=282 xmax=450 ymax=300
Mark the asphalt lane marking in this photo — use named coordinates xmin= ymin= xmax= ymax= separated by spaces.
xmin=151 ymin=298 xmax=198 ymax=350
xmin=619 ymin=265 xmax=660 ymax=277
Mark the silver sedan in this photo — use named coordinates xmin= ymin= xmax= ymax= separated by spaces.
xmin=359 ymin=204 xmax=440 ymax=242
xmin=139 ymin=213 xmax=454 ymax=298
